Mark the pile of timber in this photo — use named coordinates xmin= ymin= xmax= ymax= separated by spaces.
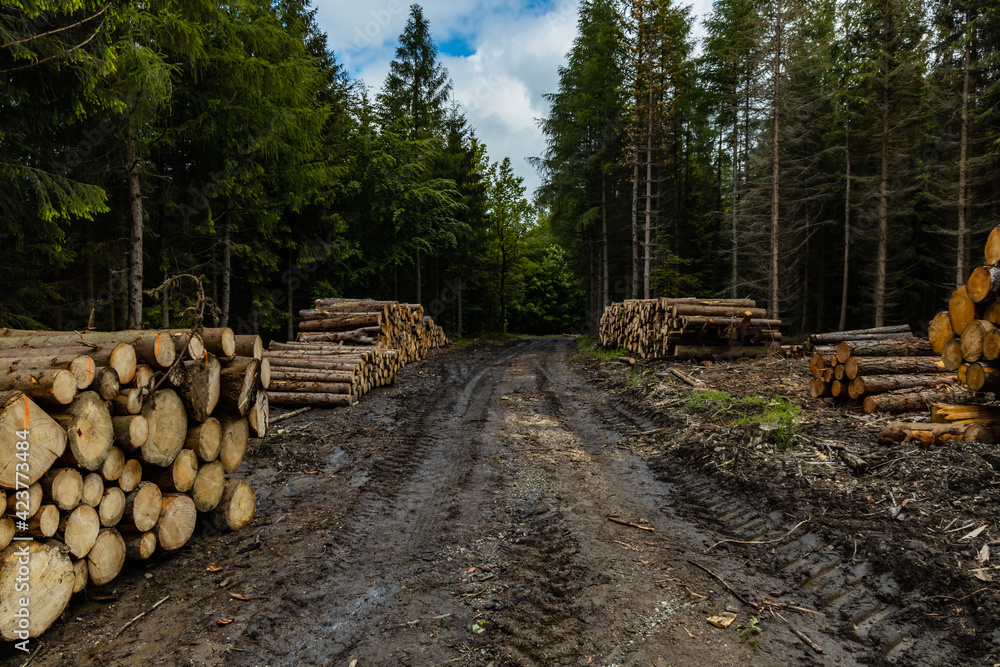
xmin=599 ymin=298 xmax=781 ymax=360
xmin=0 ymin=327 xmax=267 ymax=641
xmin=806 ymin=325 xmax=971 ymax=413
xmin=266 ymin=298 xmax=447 ymax=408
xmin=926 ymin=226 xmax=1000 ymax=396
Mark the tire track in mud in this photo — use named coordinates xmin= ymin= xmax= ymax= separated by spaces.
xmin=252 ymin=344 xmax=529 ymax=664
xmin=596 ymin=378 xmax=967 ymax=666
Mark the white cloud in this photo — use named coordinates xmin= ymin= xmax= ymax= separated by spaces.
xmin=314 ymin=0 xmax=715 ymax=198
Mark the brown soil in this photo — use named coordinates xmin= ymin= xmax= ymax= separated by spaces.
xmin=1 ymin=338 xmax=997 ymax=665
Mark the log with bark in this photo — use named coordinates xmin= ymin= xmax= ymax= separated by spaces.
xmin=844 ymin=356 xmax=946 ymax=379
xmin=967 ymin=265 xmax=1000 ymax=303
xmin=850 ymin=373 xmax=957 ymax=399
xmin=54 ymin=391 xmax=113 ymax=471
xmin=964 ymin=362 xmax=1000 ymax=392
xmin=39 ymin=468 xmax=83 ymax=511
xmin=863 ymin=386 xmax=976 ymax=413
xmin=880 ymin=421 xmax=993 ymax=446
xmin=835 ymin=338 xmax=934 ymax=364
xmin=119 ymin=481 xmax=163 ymax=533
xmin=0 ymin=329 xmax=175 ymax=368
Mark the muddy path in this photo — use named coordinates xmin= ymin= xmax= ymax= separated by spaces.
xmin=0 ymin=338 xmax=994 ymax=665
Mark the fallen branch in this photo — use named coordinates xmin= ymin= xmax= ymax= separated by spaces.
xmin=772 ymin=609 xmax=825 ymax=654
xmin=117 ymin=595 xmax=171 ymax=637
xmin=625 ymin=427 xmax=668 ymax=437
xmin=706 ymin=520 xmax=809 ymax=553
xmin=670 ymin=368 xmax=705 ymax=388
xmin=271 ymin=407 xmax=311 ymax=424
xmin=608 ymin=516 xmax=655 ymax=532
xmin=687 ymin=560 xmax=754 ymax=610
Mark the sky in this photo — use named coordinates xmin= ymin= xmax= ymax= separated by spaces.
xmin=314 ymin=0 xmax=714 ymax=198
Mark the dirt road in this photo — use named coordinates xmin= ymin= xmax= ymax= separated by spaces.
xmin=1 ymin=338 xmax=990 ymax=665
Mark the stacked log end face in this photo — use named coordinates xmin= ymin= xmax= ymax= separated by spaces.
xmin=598 ymin=298 xmax=781 ymax=361
xmin=266 ymin=298 xmax=448 ymax=408
xmin=804 ymin=325 xmax=966 ymax=412
xmin=0 ymin=326 xmax=263 ymax=641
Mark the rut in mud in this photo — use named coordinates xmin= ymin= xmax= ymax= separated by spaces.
xmin=1 ymin=338 xmax=995 ymax=666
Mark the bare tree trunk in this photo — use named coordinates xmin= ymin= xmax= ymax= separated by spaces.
xmin=162 ymin=271 xmax=169 ymax=328
xmin=632 ymin=153 xmax=640 ymax=299
xmin=601 ymin=173 xmax=609 ymax=308
xmin=126 ymin=134 xmax=144 ymax=329
xmin=220 ymin=221 xmax=231 ymax=328
xmin=731 ymin=110 xmax=739 ymax=299
xmin=876 ymin=71 xmax=889 ymax=327
xmin=86 ymin=253 xmax=95 ymax=328
xmin=840 ymin=98 xmax=851 ymax=331
xmin=957 ymin=23 xmax=971 ymax=287
xmin=415 ymin=248 xmax=422 ymax=305
xmin=456 ymin=271 xmax=463 ymax=338
xmin=287 ymin=254 xmax=294 ymax=342
xmin=769 ymin=0 xmax=782 ymax=321
xmin=644 ymin=85 xmax=653 ymax=299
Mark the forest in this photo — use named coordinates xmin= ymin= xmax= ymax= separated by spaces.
xmin=1 ymin=0 xmax=996 ymax=340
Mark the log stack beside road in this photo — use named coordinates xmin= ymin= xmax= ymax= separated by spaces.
xmin=0 ymin=326 xmax=264 ymax=641
xmin=805 ymin=325 xmax=971 ymax=412
xmin=265 ymin=298 xmax=447 ymax=408
xmin=599 ymin=298 xmax=781 ymax=360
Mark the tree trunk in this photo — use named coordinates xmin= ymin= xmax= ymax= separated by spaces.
xmin=928 ymin=311 xmax=955 ymax=353
xmin=632 ymin=150 xmax=640 ymax=299
xmin=731 ymin=109 xmax=739 ymax=299
xmin=770 ymin=0 xmax=782 ymax=321
xmin=852 ymin=373 xmax=956 ymax=397
xmin=957 ymin=21 xmax=971 ymax=287
xmin=221 ymin=221 xmax=232 ymax=328
xmin=124 ymin=531 xmax=157 ymax=560
xmin=126 ymin=134 xmax=144 ymax=329
xmin=644 ymin=85 xmax=653 ymax=300
xmin=456 ymin=272 xmax=463 ymax=338
xmin=415 ymin=248 xmax=421 ymax=305
xmin=875 ymin=68 xmax=890 ymax=327
xmin=602 ymin=172 xmax=609 ymax=308
xmin=840 ymin=99 xmax=851 ymax=331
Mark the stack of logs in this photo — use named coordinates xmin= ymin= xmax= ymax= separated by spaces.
xmin=928 ymin=227 xmax=1000 ymax=395
xmin=599 ymin=298 xmax=781 ymax=360
xmin=0 ymin=327 xmax=267 ymax=640
xmin=266 ymin=298 xmax=447 ymax=407
xmin=806 ymin=325 xmax=971 ymax=413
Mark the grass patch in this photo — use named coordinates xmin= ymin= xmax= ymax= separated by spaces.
xmin=683 ymin=390 xmax=732 ymax=408
xmin=572 ymin=335 xmax=632 ymax=362
xmin=684 ymin=391 xmax=802 ymax=447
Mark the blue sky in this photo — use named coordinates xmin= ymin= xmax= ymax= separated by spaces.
xmin=313 ymin=0 xmax=713 ymax=197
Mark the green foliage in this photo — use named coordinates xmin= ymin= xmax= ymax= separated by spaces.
xmin=683 ymin=390 xmax=733 ymax=408
xmin=574 ymin=335 xmax=631 ymax=361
